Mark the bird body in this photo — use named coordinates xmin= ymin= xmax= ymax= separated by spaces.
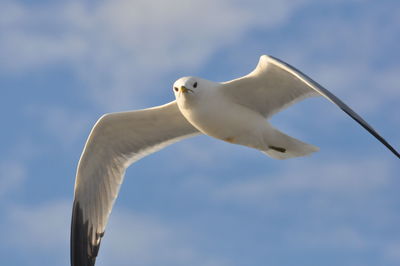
xmin=176 ymin=79 xmax=266 ymax=149
xmin=173 ymin=56 xmax=320 ymax=159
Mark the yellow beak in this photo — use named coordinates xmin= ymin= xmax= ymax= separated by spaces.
xmin=180 ymin=86 xmax=189 ymax=93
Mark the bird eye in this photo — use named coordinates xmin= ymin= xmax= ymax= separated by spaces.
xmin=193 ymin=82 xmax=198 ymax=88
xmin=174 ymin=87 xmax=179 ymax=92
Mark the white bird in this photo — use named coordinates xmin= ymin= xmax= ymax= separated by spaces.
xmin=71 ymin=55 xmax=399 ymax=266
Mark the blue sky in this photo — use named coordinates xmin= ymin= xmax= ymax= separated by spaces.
xmin=1 ymin=0 xmax=399 ymax=265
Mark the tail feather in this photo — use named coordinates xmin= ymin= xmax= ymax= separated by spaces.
xmin=262 ymin=127 xmax=319 ymax=159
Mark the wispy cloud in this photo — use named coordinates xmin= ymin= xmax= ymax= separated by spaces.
xmin=1 ymin=200 xmax=230 ymax=266
xmin=0 ymin=0 xmax=309 ymax=109
xmin=178 ymin=156 xmax=400 ymax=265
xmin=3 ymin=0 xmax=398 ymax=140
xmin=205 ymin=158 xmax=393 ymax=204
xmin=276 ymin=1 xmax=400 ymax=114
xmin=98 ymin=207 xmax=231 ymax=266
xmin=5 ymin=201 xmax=71 ymax=250
xmin=24 ymin=105 xmax=94 ymax=149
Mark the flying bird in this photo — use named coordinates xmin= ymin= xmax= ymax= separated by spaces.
xmin=71 ymin=55 xmax=399 ymax=266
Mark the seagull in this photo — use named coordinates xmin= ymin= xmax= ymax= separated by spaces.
xmin=71 ymin=55 xmax=399 ymax=266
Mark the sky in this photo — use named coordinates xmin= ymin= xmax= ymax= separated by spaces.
xmin=1 ymin=0 xmax=400 ymax=265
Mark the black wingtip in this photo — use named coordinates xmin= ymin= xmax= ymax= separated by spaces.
xmin=339 ymin=107 xmax=400 ymax=160
xmin=71 ymin=200 xmax=103 ymax=266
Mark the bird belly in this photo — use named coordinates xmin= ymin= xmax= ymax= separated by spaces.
xmin=182 ymin=101 xmax=266 ymax=149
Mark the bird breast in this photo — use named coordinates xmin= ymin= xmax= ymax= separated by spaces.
xmin=179 ymin=95 xmax=266 ymax=145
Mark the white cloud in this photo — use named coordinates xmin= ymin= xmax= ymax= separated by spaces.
xmin=211 ymin=158 xmax=393 ymax=204
xmin=24 ymin=105 xmax=95 ymax=148
xmin=178 ymin=156 xmax=400 ymax=264
xmin=0 ymin=0 xmax=310 ymax=109
xmin=2 ymin=0 xmax=398 ymax=125
xmin=98 ymin=208 xmax=230 ymax=266
xmin=6 ymin=200 xmax=71 ymax=250
xmin=2 ymin=200 xmax=230 ymax=266
xmin=2 ymin=0 xmax=399 ymax=117
xmin=277 ymin=2 xmax=400 ymax=114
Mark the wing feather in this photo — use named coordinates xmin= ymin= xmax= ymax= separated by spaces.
xmin=221 ymin=55 xmax=319 ymax=118
xmin=222 ymin=55 xmax=399 ymax=158
xmin=71 ymin=101 xmax=199 ymax=266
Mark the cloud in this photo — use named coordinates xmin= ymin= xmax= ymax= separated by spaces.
xmin=274 ymin=1 xmax=400 ymax=114
xmin=98 ymin=207 xmax=230 ymax=266
xmin=2 ymin=200 xmax=230 ymax=266
xmin=2 ymin=0 xmax=399 ymax=123
xmin=209 ymin=158 xmax=393 ymax=204
xmin=24 ymin=105 xmax=95 ymax=149
xmin=179 ymin=155 xmax=399 ymax=235
xmin=0 ymin=1 xmax=85 ymax=71
xmin=0 ymin=0 xmax=310 ymax=109
xmin=0 ymin=201 xmax=70 ymax=266
xmin=5 ymin=201 xmax=71 ymax=250
xmin=178 ymin=156 xmax=400 ymax=265
xmin=2 ymin=0 xmax=398 ymax=124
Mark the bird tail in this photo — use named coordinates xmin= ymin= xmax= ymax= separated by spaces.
xmin=262 ymin=127 xmax=319 ymax=160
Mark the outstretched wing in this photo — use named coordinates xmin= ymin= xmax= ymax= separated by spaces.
xmin=221 ymin=55 xmax=399 ymax=158
xmin=71 ymin=101 xmax=200 ymax=266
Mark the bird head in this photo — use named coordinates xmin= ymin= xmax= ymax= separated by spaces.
xmin=173 ymin=77 xmax=198 ymax=98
